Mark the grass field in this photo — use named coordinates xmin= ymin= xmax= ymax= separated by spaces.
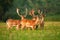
xmin=0 ymin=22 xmax=60 ymax=40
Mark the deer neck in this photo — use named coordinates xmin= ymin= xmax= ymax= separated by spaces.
xmin=21 ymin=16 xmax=25 ymax=20
xmin=35 ymin=16 xmax=39 ymax=24
xmin=40 ymin=16 xmax=44 ymax=22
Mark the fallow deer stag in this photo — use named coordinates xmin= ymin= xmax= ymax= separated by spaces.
xmin=6 ymin=19 xmax=21 ymax=30
xmin=6 ymin=8 xmax=22 ymax=30
xmin=23 ymin=9 xmax=40 ymax=30
xmin=37 ymin=10 xmax=45 ymax=29
xmin=28 ymin=9 xmax=45 ymax=29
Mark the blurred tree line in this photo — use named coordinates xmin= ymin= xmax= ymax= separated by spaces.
xmin=0 ymin=0 xmax=60 ymax=21
xmin=0 ymin=0 xmax=13 ymax=21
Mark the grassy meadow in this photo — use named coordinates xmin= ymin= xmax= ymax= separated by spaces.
xmin=0 ymin=22 xmax=60 ymax=40
xmin=0 ymin=0 xmax=60 ymax=40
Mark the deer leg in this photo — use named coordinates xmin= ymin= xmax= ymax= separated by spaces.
xmin=7 ymin=24 xmax=11 ymax=30
xmin=21 ymin=25 xmax=25 ymax=30
xmin=40 ymin=22 xmax=44 ymax=29
xmin=16 ymin=25 xmax=19 ymax=30
xmin=31 ymin=26 xmax=34 ymax=30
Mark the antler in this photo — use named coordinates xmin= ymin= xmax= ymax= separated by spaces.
xmin=37 ymin=9 xmax=44 ymax=17
xmin=16 ymin=8 xmax=22 ymax=17
xmin=38 ymin=9 xmax=41 ymax=15
xmin=24 ymin=8 xmax=28 ymax=17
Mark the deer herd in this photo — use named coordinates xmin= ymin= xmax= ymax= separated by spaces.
xmin=6 ymin=8 xmax=45 ymax=30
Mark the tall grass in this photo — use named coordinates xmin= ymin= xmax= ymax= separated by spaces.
xmin=0 ymin=22 xmax=60 ymax=40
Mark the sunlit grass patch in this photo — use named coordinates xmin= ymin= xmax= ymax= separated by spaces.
xmin=45 ymin=21 xmax=60 ymax=26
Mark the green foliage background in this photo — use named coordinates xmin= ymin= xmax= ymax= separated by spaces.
xmin=0 ymin=0 xmax=60 ymax=21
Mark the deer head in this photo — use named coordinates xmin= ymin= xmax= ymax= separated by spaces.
xmin=29 ymin=9 xmax=35 ymax=17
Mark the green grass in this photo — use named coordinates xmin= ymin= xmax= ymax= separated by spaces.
xmin=45 ymin=14 xmax=60 ymax=21
xmin=0 ymin=22 xmax=60 ymax=40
